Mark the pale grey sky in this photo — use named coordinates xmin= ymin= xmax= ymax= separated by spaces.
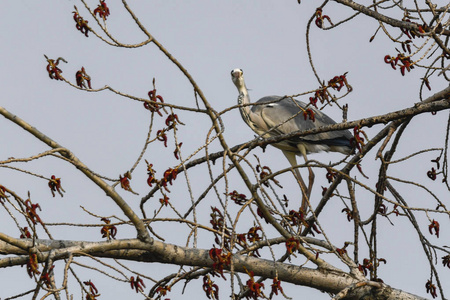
xmin=1 ymin=1 xmax=448 ymax=299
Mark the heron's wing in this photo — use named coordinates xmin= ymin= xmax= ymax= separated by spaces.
xmin=255 ymin=96 xmax=352 ymax=144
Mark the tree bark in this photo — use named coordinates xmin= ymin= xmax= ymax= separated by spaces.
xmin=0 ymin=238 xmax=427 ymax=299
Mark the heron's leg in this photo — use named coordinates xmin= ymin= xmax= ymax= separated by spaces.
xmin=282 ymin=150 xmax=309 ymax=213
xmin=299 ymin=147 xmax=315 ymax=203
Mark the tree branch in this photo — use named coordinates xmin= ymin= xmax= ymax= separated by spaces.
xmin=334 ymin=0 xmax=450 ymax=36
xmin=0 ymin=237 xmax=427 ymax=299
xmin=0 ymin=106 xmax=151 ymax=242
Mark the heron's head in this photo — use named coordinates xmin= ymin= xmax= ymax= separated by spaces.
xmin=231 ymin=68 xmax=245 ymax=90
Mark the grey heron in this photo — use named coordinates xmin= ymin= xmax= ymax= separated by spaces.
xmin=231 ymin=68 xmax=352 ymax=213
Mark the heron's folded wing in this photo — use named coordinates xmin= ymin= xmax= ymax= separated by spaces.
xmin=258 ymin=97 xmax=352 ymax=144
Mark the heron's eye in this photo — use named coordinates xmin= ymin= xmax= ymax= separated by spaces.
xmin=240 ymin=69 xmax=243 ymax=74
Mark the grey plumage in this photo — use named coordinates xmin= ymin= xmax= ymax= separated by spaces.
xmin=231 ymin=68 xmax=352 ymax=212
xmin=245 ymin=95 xmax=353 ymax=154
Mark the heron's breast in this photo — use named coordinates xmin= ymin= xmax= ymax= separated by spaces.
xmin=249 ymin=112 xmax=272 ymax=137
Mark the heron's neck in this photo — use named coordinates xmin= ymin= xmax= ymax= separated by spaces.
xmin=237 ymin=86 xmax=253 ymax=126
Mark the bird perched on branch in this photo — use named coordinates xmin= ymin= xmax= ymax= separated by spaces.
xmin=231 ymin=68 xmax=352 ymax=213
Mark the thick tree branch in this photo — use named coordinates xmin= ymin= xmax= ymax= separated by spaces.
xmin=0 ymin=238 xmax=425 ymax=299
xmin=334 ymin=0 xmax=450 ymax=36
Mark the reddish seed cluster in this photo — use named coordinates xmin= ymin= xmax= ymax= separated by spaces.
xmin=391 ymin=204 xmax=400 ymax=216
xmin=309 ymin=95 xmax=318 ymax=108
xmin=162 ymin=168 xmax=178 ymax=187
xmin=76 ymin=67 xmax=92 ymax=89
xmin=284 ymin=208 xmax=321 ymax=236
xmin=309 ymin=89 xmax=328 ymax=107
xmin=285 ymin=237 xmax=300 ymax=254
xmin=156 ymin=129 xmax=168 ymax=147
xmin=84 ymin=280 xmax=100 ymax=300
xmin=336 ymin=247 xmax=347 ymax=257
xmin=428 ymin=156 xmax=443 ymax=182
xmin=100 ymin=217 xmax=117 ymax=240
xmin=26 ymin=253 xmax=40 ymax=278
xmin=308 ymin=73 xmax=351 ymax=109
xmin=328 ymin=73 xmax=351 ymax=92
xmin=247 ymin=226 xmax=262 ymax=243
xmin=130 ymin=276 xmax=146 ymax=293
xmin=145 ymin=83 xmax=186 ymax=167
xmin=45 ymin=55 xmax=94 ymax=90
xmin=154 ymin=114 xmax=185 ymax=150
xmin=426 ymin=280 xmax=438 ymax=298
xmin=257 ymin=165 xmax=271 ymax=187
xmin=326 ymin=167 xmax=337 ymax=183
xmin=384 ymin=54 xmax=414 ymax=76
xmin=245 ymin=269 xmax=265 ymax=299
xmin=20 ymin=227 xmax=32 ymax=239
xmin=401 ymin=18 xmax=427 ymax=40
xmin=209 ymin=207 xmax=235 ymax=250
xmin=73 ymin=7 xmax=90 ymax=37
xmin=165 ymin=113 xmax=184 ymax=130
xmin=358 ymin=258 xmax=386 ymax=276
xmin=45 ymin=56 xmax=67 ymax=81
xmin=358 ymin=258 xmax=372 ymax=276
xmin=270 ymin=278 xmax=284 ymax=298
xmin=159 ymin=194 xmax=169 ymax=206
xmin=427 ymin=167 xmax=437 ymax=181
xmin=341 ymin=208 xmax=353 ymax=222
xmin=202 ymin=275 xmax=219 ymax=300
xmin=39 ymin=265 xmax=55 ymax=288
xmin=315 ymin=7 xmax=333 ymax=28
xmin=303 ymin=108 xmax=315 ymax=122
xmin=428 ymin=219 xmax=440 ymax=238
xmin=351 ymin=125 xmax=367 ymax=152
xmin=442 ymin=255 xmax=450 ymax=269
xmin=119 ymin=172 xmax=132 ymax=191
xmin=401 ymin=40 xmax=412 ymax=54
xmin=287 ymin=209 xmax=306 ymax=227
xmin=209 ymin=246 xmax=231 ymax=279
xmin=256 ymin=165 xmax=281 ymax=188
xmin=145 ymin=89 xmax=165 ymax=116
xmin=228 ymin=190 xmax=247 ymax=205
xmin=48 ymin=175 xmax=64 ymax=197
xmin=236 ymin=233 xmax=248 ymax=248
xmin=210 ymin=207 xmax=225 ymax=231
xmin=25 ymin=199 xmax=42 ymax=225
xmin=309 ymin=221 xmax=322 ymax=236
xmin=155 ymin=285 xmax=171 ymax=297
xmin=93 ymin=0 xmax=110 ymax=20
xmin=145 ymin=160 xmax=156 ymax=187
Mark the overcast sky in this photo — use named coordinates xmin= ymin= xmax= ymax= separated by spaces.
xmin=1 ymin=1 xmax=449 ymax=299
